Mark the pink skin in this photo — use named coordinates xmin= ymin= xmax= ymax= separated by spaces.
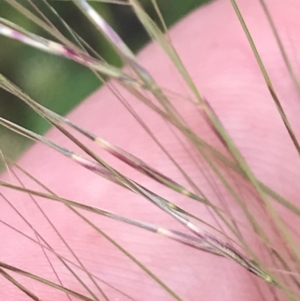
xmin=1 ymin=0 xmax=300 ymax=300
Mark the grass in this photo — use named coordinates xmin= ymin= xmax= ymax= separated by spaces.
xmin=0 ymin=0 xmax=209 ymax=166
xmin=0 ymin=0 xmax=300 ymax=300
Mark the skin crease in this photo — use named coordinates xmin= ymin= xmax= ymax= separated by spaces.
xmin=1 ymin=0 xmax=300 ymax=300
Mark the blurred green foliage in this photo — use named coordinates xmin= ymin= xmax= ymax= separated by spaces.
xmin=0 ymin=0 xmax=211 ymax=163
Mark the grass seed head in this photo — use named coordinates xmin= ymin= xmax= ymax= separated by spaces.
xmin=1 ymin=0 xmax=300 ymax=300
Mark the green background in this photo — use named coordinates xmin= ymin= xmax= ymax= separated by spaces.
xmin=0 ymin=0 xmax=211 ymax=163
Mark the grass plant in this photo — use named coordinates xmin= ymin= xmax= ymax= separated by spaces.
xmin=0 ymin=0 xmax=300 ymax=300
